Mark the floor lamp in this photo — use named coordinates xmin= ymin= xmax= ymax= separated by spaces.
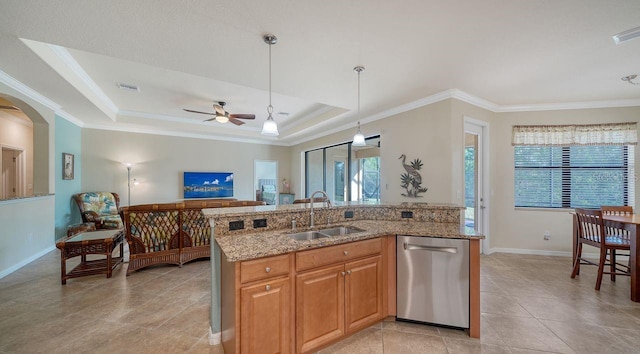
xmin=126 ymin=164 xmax=132 ymax=206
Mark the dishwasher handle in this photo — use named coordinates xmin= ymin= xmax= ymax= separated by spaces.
xmin=403 ymin=242 xmax=458 ymax=254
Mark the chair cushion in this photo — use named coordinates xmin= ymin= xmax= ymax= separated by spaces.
xmin=79 ymin=192 xmax=119 ymax=216
xmin=100 ymin=215 xmax=124 ymax=229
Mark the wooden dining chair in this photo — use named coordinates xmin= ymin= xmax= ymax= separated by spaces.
xmin=571 ymin=208 xmax=631 ymax=290
xmin=601 ymin=205 xmax=633 ymax=216
xmin=601 ymin=205 xmax=633 ymax=280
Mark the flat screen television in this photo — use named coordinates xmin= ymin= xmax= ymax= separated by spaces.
xmin=183 ymin=172 xmax=234 ymax=199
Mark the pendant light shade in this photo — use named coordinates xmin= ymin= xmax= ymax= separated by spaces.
xmin=261 ymin=34 xmax=279 ymax=136
xmin=353 ymin=121 xmax=366 ymax=146
xmin=352 ymin=66 xmax=366 ymax=146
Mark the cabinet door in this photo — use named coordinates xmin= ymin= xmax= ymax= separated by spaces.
xmin=240 ymin=277 xmax=291 ymax=354
xmin=345 ymin=255 xmax=383 ymax=333
xmin=296 ymin=264 xmax=345 ymax=353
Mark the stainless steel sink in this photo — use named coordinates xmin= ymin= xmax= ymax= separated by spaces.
xmin=318 ymin=226 xmax=364 ymax=237
xmin=288 ymin=231 xmax=329 ymax=241
xmin=288 ymin=226 xmax=364 ymax=240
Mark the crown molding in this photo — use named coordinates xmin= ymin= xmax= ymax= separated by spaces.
xmin=0 ymin=69 xmax=61 ymax=111
xmin=55 ymin=110 xmax=84 ymax=127
xmin=496 ymin=98 xmax=640 ymax=112
xmin=82 ymin=122 xmax=288 ymax=146
xmin=48 ymin=44 xmax=119 ymax=119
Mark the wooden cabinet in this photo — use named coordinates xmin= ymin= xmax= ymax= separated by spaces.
xmin=222 ymin=237 xmax=389 ymax=354
xmin=345 ymin=255 xmax=383 ymax=334
xmin=221 ymin=253 xmax=294 ymax=354
xmin=240 ymin=277 xmax=291 ymax=354
xmin=295 ymin=239 xmax=384 ymax=353
xmin=296 ymin=264 xmax=345 ymax=353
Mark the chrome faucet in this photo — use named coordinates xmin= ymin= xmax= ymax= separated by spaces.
xmin=309 ymin=190 xmax=332 ymax=228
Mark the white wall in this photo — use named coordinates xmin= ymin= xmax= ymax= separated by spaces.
xmin=0 ymin=195 xmax=55 ymax=278
xmin=81 ymin=129 xmax=292 ymax=205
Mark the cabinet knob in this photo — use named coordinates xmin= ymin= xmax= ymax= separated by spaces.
xmin=343 ymin=251 xmax=349 ymax=256
xmin=347 ymin=270 xmax=352 ymax=275
xmin=265 ymin=284 xmax=271 ymax=291
xmin=341 ymin=271 xmax=346 ymax=276
xmin=265 ymin=267 xmax=271 ymax=273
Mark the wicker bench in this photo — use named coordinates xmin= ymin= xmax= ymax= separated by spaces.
xmin=120 ymin=200 xmax=265 ymax=275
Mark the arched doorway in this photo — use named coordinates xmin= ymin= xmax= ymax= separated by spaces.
xmin=0 ymin=94 xmax=49 ymax=197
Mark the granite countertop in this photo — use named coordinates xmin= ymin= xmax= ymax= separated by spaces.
xmin=215 ymin=219 xmax=483 ymax=262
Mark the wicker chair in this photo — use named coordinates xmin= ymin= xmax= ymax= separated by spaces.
xmin=571 ymin=208 xmax=631 ymax=290
xmin=72 ymin=192 xmax=124 ymax=229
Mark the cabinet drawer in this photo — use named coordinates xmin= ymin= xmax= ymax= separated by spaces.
xmin=296 ymin=238 xmax=381 ymax=272
xmin=240 ymin=254 xmax=290 ymax=284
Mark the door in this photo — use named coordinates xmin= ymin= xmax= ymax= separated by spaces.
xmin=333 ymin=160 xmax=346 ymax=202
xmin=240 ymin=277 xmax=291 ymax=354
xmin=345 ymin=255 xmax=383 ymax=333
xmin=296 ymin=264 xmax=345 ymax=353
xmin=464 ymin=119 xmax=488 ymax=252
xmin=2 ymin=148 xmax=18 ymax=199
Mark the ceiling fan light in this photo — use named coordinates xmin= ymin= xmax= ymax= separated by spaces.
xmin=261 ymin=115 xmax=279 ymax=136
xmin=215 ymin=114 xmax=229 ymax=123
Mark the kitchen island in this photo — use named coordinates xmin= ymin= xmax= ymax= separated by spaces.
xmin=204 ymin=202 xmax=483 ymax=353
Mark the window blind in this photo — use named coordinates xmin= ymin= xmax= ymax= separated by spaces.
xmin=515 ymin=145 xmax=635 ymax=208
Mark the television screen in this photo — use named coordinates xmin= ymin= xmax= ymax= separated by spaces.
xmin=183 ymin=172 xmax=234 ymax=199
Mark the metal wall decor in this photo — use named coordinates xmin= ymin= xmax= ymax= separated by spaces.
xmin=399 ymin=154 xmax=428 ymax=198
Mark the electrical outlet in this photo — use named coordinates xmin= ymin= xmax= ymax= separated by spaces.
xmin=544 ymin=231 xmax=551 ymax=240
xmin=253 ymin=219 xmax=268 ymax=228
xmin=344 ymin=210 xmax=354 ymax=219
xmin=229 ymin=220 xmax=244 ymax=231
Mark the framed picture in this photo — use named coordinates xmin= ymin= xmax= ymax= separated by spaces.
xmin=62 ymin=153 xmax=74 ymax=180
xmin=279 ymin=193 xmax=295 ymax=205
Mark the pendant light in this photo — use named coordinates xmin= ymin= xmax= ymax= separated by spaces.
xmin=261 ymin=34 xmax=279 ymax=136
xmin=352 ymin=66 xmax=366 ymax=146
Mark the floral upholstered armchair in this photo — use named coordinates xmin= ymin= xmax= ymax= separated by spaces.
xmin=72 ymin=192 xmax=124 ymax=229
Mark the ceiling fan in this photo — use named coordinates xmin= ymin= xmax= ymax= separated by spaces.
xmin=183 ymin=101 xmax=255 ymax=126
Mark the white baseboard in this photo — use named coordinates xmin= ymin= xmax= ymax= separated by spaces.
xmin=209 ymin=327 xmax=221 ymax=346
xmin=0 ymin=244 xmax=56 ymax=279
xmin=487 ymin=247 xmax=600 ymax=258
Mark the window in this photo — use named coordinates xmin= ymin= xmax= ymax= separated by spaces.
xmin=515 ymin=145 xmax=635 ymax=208
xmin=304 ymin=136 xmax=380 ymax=202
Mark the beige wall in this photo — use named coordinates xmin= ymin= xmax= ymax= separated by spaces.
xmin=0 ymin=114 xmax=34 ymax=196
xmin=291 ymin=99 xmax=492 ymax=204
xmin=81 ymin=129 xmax=292 ymax=205
xmin=291 ymin=99 xmax=640 ymax=256
xmin=489 ymin=106 xmax=640 ymax=254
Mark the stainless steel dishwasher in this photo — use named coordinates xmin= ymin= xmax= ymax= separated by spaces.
xmin=396 ymin=236 xmax=469 ymax=328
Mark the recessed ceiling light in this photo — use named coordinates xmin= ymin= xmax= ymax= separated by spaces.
xmin=116 ymin=82 xmax=140 ymax=92
xmin=613 ymin=26 xmax=640 ymax=44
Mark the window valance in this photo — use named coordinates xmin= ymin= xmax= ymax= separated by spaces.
xmin=512 ymin=122 xmax=638 ymax=146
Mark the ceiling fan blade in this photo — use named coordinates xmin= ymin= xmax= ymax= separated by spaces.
xmin=183 ymin=108 xmax=215 ymax=115
xmin=229 ymin=118 xmax=246 ymax=126
xmin=203 ymin=117 xmax=217 ymax=122
xmin=0 ymin=105 xmax=19 ymax=111
xmin=229 ymin=114 xmax=255 ymax=120
xmin=213 ymin=104 xmax=226 ymax=115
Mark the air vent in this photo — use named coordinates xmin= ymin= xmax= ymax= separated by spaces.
xmin=116 ymin=82 xmax=140 ymax=92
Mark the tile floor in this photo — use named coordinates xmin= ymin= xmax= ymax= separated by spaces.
xmin=1 ymin=251 xmax=640 ymax=353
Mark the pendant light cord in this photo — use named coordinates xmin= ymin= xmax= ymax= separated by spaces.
xmin=268 ymin=41 xmax=273 ymax=114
